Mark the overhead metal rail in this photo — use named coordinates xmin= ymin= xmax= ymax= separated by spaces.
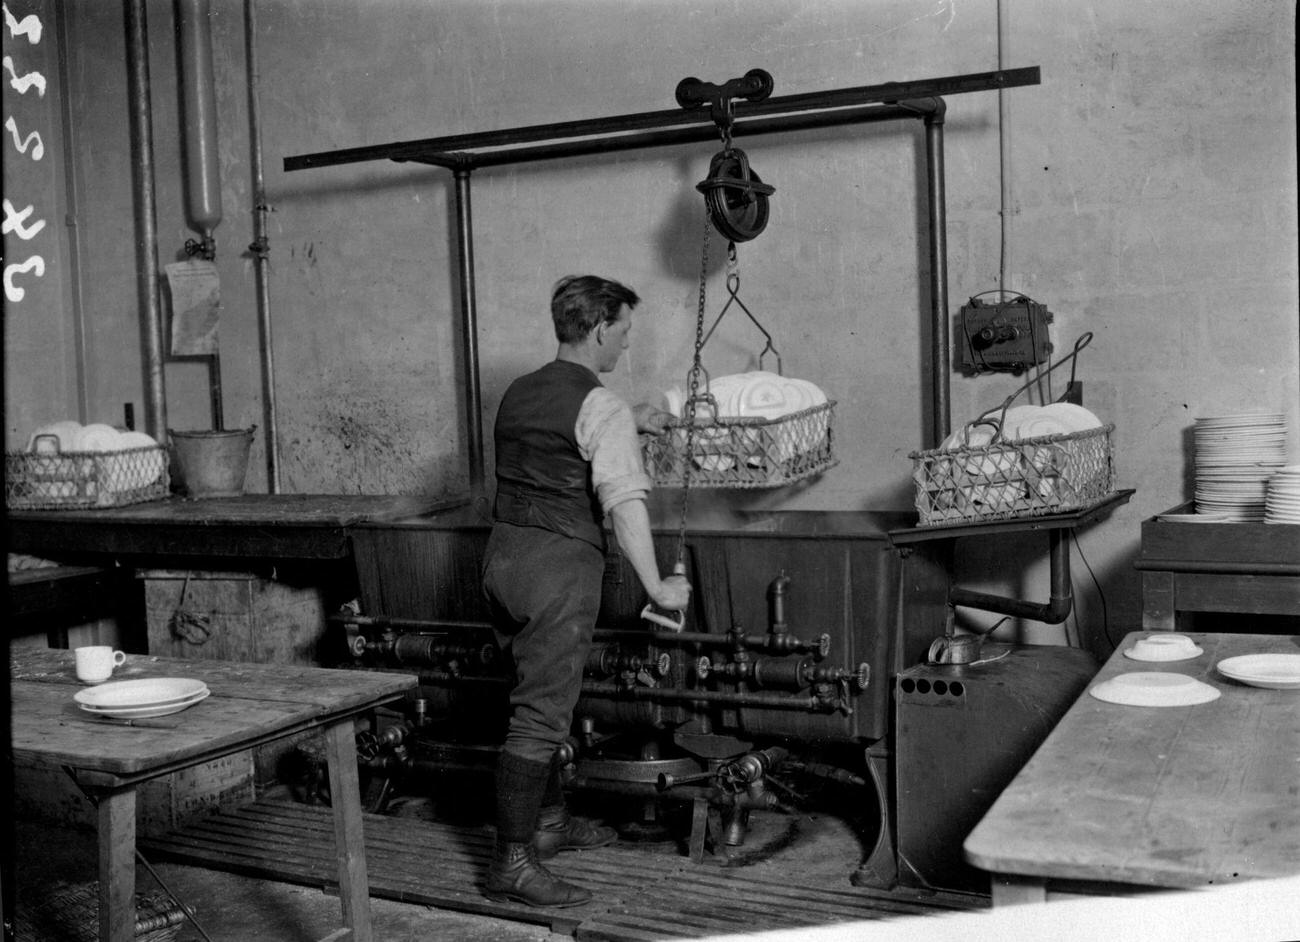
xmin=284 ymin=66 xmax=1040 ymax=495
xmin=286 ymin=67 xmax=1037 ymax=171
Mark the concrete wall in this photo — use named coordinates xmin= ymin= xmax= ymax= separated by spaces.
xmin=5 ymin=0 xmax=1297 ymax=648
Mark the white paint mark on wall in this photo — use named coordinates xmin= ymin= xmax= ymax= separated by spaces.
xmin=4 ymin=255 xmax=45 ymax=302
xmin=4 ymin=115 xmax=43 ymax=160
xmin=3 ymin=3 xmax=43 ymax=43
xmin=2 ymin=199 xmax=46 ymax=239
xmin=2 ymin=55 xmax=45 ymax=97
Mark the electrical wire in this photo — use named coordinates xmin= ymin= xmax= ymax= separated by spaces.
xmin=1071 ymin=530 xmax=1114 ymax=652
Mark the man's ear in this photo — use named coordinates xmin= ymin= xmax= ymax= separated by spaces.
xmin=595 ymin=322 xmax=606 ymax=344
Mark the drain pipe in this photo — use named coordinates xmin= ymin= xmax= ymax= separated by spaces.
xmin=244 ymin=0 xmax=281 ymax=491
xmin=947 ymin=528 xmax=1074 ymax=624
xmin=124 ymin=0 xmax=167 ymax=441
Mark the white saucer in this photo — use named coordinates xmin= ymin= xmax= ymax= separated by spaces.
xmin=74 ymin=677 xmax=209 ymax=709
xmin=79 ymin=689 xmax=210 ymax=718
xmin=1089 ymin=672 xmax=1221 ymax=707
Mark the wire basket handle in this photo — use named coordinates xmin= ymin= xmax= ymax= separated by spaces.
xmin=695 ymin=243 xmax=783 ymax=376
xmin=977 ymin=332 xmax=1095 ymax=443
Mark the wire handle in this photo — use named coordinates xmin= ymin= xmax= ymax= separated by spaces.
xmin=693 ymin=243 xmax=783 ymax=377
xmin=976 ymin=332 xmax=1094 ymax=443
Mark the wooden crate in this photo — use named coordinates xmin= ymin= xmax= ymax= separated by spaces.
xmin=12 ymin=751 xmax=254 ymax=838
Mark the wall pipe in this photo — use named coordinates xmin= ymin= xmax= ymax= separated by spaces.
xmin=925 ymin=107 xmax=951 ymax=447
xmin=947 ymin=527 xmax=1073 ymax=624
xmin=123 ymin=0 xmax=167 ymax=442
xmin=244 ymin=0 xmax=281 ymax=492
xmin=55 ymin=2 xmax=91 ymax=423
xmin=453 ymin=169 xmax=485 ymax=499
xmin=177 ymin=0 xmax=222 ymax=251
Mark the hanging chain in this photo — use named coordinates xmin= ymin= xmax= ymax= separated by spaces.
xmin=675 ymin=212 xmax=712 ymax=566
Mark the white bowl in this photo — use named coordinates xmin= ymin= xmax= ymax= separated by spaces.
xmin=1124 ymin=634 xmax=1203 ymax=662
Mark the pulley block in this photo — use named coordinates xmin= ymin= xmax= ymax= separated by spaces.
xmin=677 ymin=68 xmax=778 ymax=242
xmin=695 ymin=148 xmax=775 ymax=242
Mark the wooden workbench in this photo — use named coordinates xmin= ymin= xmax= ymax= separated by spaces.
xmin=963 ymin=630 xmax=1300 ymax=904
xmin=10 ymin=647 xmax=416 ymax=942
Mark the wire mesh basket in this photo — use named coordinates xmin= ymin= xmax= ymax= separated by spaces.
xmin=643 ymin=400 xmax=837 ymax=488
xmin=910 ymin=423 xmax=1115 ymax=526
xmin=16 ymin=881 xmax=186 ymax=942
xmin=5 ymin=444 xmax=170 ymax=510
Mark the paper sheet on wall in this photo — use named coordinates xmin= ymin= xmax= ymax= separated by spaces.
xmin=165 ymin=259 xmax=221 ymax=356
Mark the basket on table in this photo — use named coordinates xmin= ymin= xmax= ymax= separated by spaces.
xmin=911 ymin=422 xmax=1115 ymax=526
xmin=643 ymin=399 xmax=837 ymax=488
xmin=17 ymin=881 xmax=186 ymax=942
xmin=6 ymin=440 xmax=169 ymax=510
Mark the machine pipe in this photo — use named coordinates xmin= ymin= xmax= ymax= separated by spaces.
xmin=581 ymin=681 xmax=830 ymax=712
xmin=333 ymin=613 xmax=493 ymax=632
xmin=947 ymin=528 xmax=1073 ymax=624
xmin=124 ymin=0 xmax=167 ymax=441
xmin=593 ymin=627 xmax=824 ymax=654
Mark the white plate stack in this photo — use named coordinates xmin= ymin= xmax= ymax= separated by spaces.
xmin=1264 ymin=465 xmax=1300 ymax=524
xmin=1193 ymin=412 xmax=1288 ymax=521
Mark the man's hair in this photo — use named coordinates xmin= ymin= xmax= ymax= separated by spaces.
xmin=551 ymin=275 xmax=640 ymax=344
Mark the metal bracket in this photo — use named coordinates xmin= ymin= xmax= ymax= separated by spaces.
xmin=675 ymin=68 xmax=775 ymax=136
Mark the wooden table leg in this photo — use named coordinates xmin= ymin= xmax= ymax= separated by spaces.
xmin=97 ymin=787 xmax=138 ymax=942
xmin=324 ymin=717 xmax=373 ymax=942
xmin=991 ymin=874 xmax=1047 ymax=906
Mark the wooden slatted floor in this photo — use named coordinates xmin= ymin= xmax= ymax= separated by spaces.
xmin=141 ymin=797 xmax=984 ymax=940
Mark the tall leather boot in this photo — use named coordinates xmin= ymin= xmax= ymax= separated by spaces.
xmin=486 ymin=750 xmax=591 ymax=908
xmin=533 ymin=804 xmax=618 ymax=860
xmin=484 ymin=838 xmax=591 ymax=908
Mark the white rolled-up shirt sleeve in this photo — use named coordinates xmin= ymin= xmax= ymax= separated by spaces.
xmin=576 ymin=387 xmax=652 ymax=514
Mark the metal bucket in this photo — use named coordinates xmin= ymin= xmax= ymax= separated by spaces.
xmin=169 ymin=427 xmax=254 ymax=498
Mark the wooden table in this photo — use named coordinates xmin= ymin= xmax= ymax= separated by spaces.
xmin=963 ymin=631 xmax=1300 ymax=905
xmin=1136 ymin=504 xmax=1300 ymax=630
xmin=10 ymin=648 xmax=416 ymax=942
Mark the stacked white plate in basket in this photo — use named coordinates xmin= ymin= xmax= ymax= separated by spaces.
xmin=1264 ymin=465 xmax=1300 ymax=523
xmin=1192 ymin=413 xmax=1288 ymax=522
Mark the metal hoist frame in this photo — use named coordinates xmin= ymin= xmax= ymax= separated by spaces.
xmin=284 ymin=66 xmax=1044 ymax=497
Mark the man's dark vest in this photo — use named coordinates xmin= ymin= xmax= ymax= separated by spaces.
xmin=492 ymin=359 xmax=605 ymax=550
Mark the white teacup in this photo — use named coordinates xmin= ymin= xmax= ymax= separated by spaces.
xmin=75 ymin=646 xmax=127 ymax=684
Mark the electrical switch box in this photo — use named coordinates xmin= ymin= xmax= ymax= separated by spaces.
xmin=958 ymin=296 xmax=1053 ymax=374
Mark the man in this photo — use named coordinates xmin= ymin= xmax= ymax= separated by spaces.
xmin=482 ymin=274 xmax=691 ymax=908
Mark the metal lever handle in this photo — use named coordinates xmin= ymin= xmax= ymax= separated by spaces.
xmin=640 ymin=606 xmax=685 ymax=631
xmin=640 ymin=562 xmax=688 ymax=631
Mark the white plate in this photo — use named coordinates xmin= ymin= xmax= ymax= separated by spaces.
xmin=1216 ymin=654 xmax=1300 ymax=689
xmin=74 ymin=677 xmax=209 ymax=709
xmin=79 ymin=689 xmax=210 ymax=718
xmin=1124 ymin=634 xmax=1203 ymax=662
xmin=1089 ymin=672 xmax=1221 ymax=707
xmin=1156 ymin=513 xmax=1231 ymax=523
xmin=1038 ymin=402 xmax=1103 ymax=433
